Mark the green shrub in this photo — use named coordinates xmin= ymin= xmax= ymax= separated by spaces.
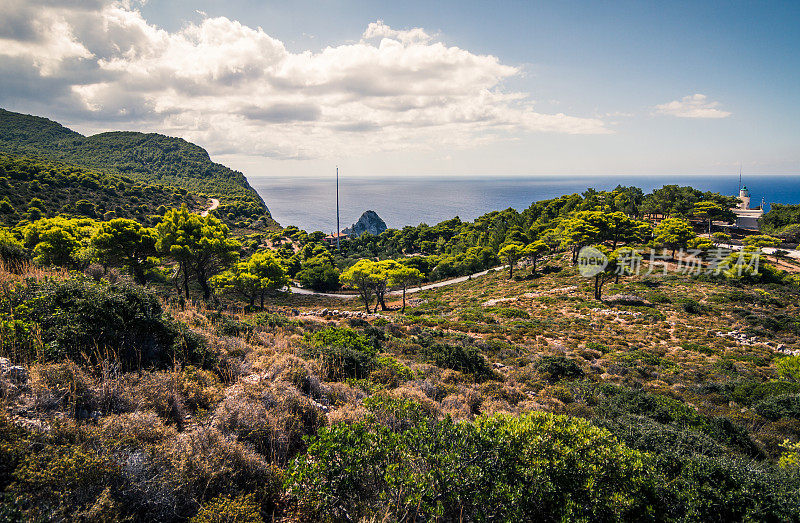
xmin=361 ymin=393 xmax=432 ymax=430
xmin=490 ymin=307 xmax=530 ymax=319
xmin=598 ymin=414 xmax=726 ymax=458
xmin=4 ymin=277 xmax=204 ymax=369
xmin=534 ymin=356 xmax=584 ymax=383
xmin=776 ymin=355 xmax=800 ymax=381
xmin=458 ymin=308 xmax=495 ymax=323
xmin=0 ymin=226 xmax=26 ymax=271
xmin=599 ymin=387 xmax=705 ymax=426
xmin=585 ymin=341 xmax=610 ymax=353
xmin=753 ymin=394 xmax=800 ymax=421
xmin=598 ymin=386 xmax=761 ymax=458
xmin=661 ymin=455 xmax=800 ymax=521
xmin=646 ymin=291 xmax=671 ymax=304
xmin=10 ymin=444 xmax=121 ymax=521
xmin=369 ymin=356 xmax=413 ymax=387
xmin=286 ymin=410 xmax=658 ymax=522
xmin=729 ymin=380 xmax=800 ymax=405
xmin=421 ymin=342 xmax=493 ymax=379
xmin=680 ymin=299 xmax=707 ymax=314
xmin=249 ymin=311 xmax=297 ymax=330
xmin=0 ymin=197 xmax=14 ymax=214
xmin=214 ymin=315 xmax=254 ymax=337
xmin=741 ymin=312 xmax=800 ymax=336
xmin=296 ymin=256 xmax=340 ymax=292
xmin=303 ymin=327 xmax=377 ymax=380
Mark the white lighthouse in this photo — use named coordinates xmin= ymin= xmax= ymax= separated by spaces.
xmin=738 ymin=186 xmax=751 ymax=210
xmin=731 ymin=184 xmax=763 ymax=229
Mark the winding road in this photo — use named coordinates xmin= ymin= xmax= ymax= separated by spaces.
xmin=716 ymin=242 xmax=800 ymax=260
xmin=201 ymin=198 xmax=220 ymax=217
xmin=290 ymin=265 xmax=507 ymax=299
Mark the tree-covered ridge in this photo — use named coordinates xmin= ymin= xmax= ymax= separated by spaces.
xmin=0 ymin=107 xmax=80 ymax=147
xmin=0 ymin=154 xmax=200 ymax=227
xmin=0 ymin=109 xmax=274 ymax=228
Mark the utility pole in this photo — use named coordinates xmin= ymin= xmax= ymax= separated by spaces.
xmin=336 ymin=166 xmax=340 ymax=251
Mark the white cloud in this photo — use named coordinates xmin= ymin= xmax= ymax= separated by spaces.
xmin=362 ymin=20 xmax=433 ymax=44
xmin=0 ymin=1 xmax=610 ymax=159
xmin=654 ymin=93 xmax=731 ymax=119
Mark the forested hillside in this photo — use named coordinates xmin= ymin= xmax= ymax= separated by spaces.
xmin=762 ymin=204 xmax=800 ymax=244
xmin=0 ymin=109 xmax=273 ymax=228
xmin=0 ymin=155 xmax=200 ymax=227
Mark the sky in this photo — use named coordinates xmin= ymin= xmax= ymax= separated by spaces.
xmin=0 ymin=0 xmax=798 ymax=178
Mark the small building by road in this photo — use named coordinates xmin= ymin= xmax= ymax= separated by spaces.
xmin=731 ymin=186 xmax=764 ymax=230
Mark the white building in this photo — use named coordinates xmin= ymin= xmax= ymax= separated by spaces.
xmin=731 ymin=186 xmax=764 ymax=229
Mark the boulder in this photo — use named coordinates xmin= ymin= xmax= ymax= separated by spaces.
xmin=605 ymin=294 xmax=650 ymax=307
xmin=0 ymin=358 xmax=28 ymax=383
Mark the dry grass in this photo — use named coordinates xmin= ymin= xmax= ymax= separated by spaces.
xmin=3 ymin=249 xmax=800 ymax=519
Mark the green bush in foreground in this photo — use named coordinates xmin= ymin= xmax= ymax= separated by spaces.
xmin=2 ymin=277 xmax=206 ymax=369
xmin=287 ymin=393 xmax=800 ymax=522
xmin=286 ymin=409 xmax=658 ymax=522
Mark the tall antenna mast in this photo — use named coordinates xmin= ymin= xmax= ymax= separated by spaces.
xmin=336 ymin=166 xmax=340 ymax=251
xmin=738 ymin=163 xmax=742 ymax=193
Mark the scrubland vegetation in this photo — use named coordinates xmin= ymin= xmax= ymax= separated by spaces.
xmin=3 ymin=109 xmax=800 ymax=520
xmin=2 ymin=247 xmax=800 ymax=521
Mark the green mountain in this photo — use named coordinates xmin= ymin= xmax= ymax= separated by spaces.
xmin=0 ymin=108 xmax=274 ymax=228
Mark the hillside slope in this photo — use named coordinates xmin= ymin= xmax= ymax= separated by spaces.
xmin=0 ymin=154 xmax=201 ymax=226
xmin=0 ymin=109 xmax=274 ymax=227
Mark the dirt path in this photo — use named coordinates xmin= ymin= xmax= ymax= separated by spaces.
xmin=201 ymin=198 xmax=220 ymax=217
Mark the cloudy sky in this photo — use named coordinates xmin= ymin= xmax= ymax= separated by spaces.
xmin=1 ymin=0 xmax=798 ymax=178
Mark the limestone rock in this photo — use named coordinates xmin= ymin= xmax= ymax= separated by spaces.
xmin=343 ymin=210 xmax=387 ymax=238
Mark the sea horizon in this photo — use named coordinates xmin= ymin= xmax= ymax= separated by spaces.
xmin=250 ymin=174 xmax=800 ymax=233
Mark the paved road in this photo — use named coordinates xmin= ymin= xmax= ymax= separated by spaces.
xmin=201 ymin=198 xmax=220 ymax=217
xmin=717 ymin=242 xmax=800 ymax=260
xmin=290 ymin=265 xmax=507 ymax=299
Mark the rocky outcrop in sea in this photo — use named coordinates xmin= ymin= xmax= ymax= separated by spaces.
xmin=343 ymin=210 xmax=387 ymax=237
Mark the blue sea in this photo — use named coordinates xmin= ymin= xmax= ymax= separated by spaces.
xmin=249 ymin=175 xmax=800 ymax=233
